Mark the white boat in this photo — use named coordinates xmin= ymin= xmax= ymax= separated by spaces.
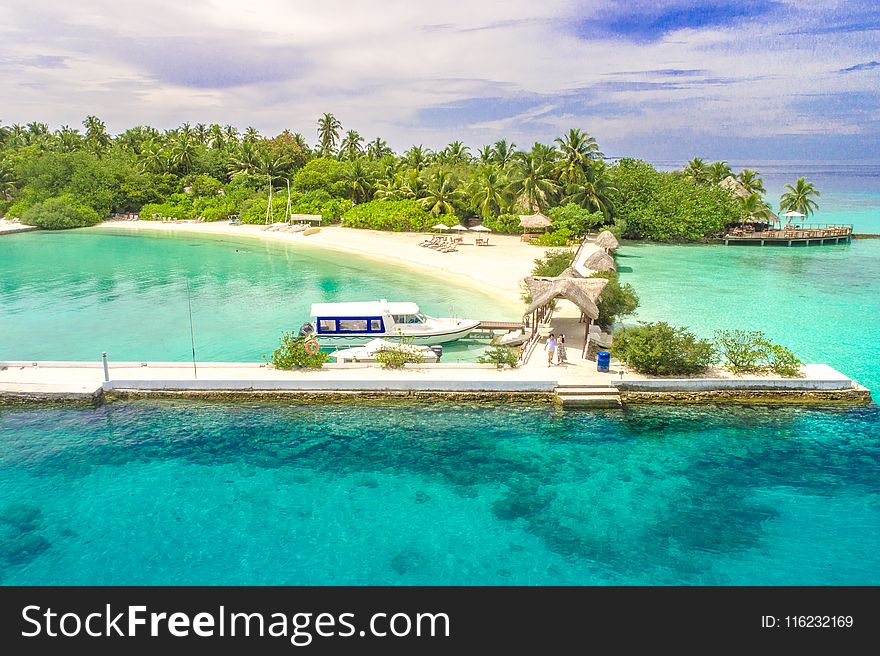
xmin=300 ymin=300 xmax=480 ymax=347
xmin=331 ymin=339 xmax=441 ymax=363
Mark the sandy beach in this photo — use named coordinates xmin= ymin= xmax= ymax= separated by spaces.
xmin=91 ymin=220 xmax=553 ymax=306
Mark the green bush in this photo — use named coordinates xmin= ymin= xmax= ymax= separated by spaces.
xmin=265 ymin=332 xmax=330 ymax=369
xmin=548 ymin=203 xmax=605 ymax=236
xmin=588 ymin=271 xmax=639 ymax=328
xmin=481 ymin=213 xmax=521 ymax=234
xmin=612 ymin=322 xmax=716 ymax=376
xmin=373 ymin=336 xmax=425 ymax=369
xmin=478 ymin=346 xmax=519 ymax=368
xmin=532 ymin=227 xmax=574 ymax=246
xmin=21 ymin=195 xmax=101 ymax=229
xmin=714 ymin=330 xmax=802 ymax=377
xmin=342 ymin=199 xmax=433 ymax=231
xmin=292 ymin=158 xmax=349 ymax=198
xmin=532 ymin=250 xmax=574 ymax=277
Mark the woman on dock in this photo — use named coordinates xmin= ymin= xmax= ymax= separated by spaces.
xmin=557 ymin=334 xmax=567 ymax=365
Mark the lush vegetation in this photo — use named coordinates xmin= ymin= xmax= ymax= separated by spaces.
xmin=714 ymin=330 xmax=802 ymax=377
xmin=0 ymin=116 xmax=818 ymax=240
xmin=478 ymin=346 xmax=519 ymax=368
xmin=531 ymin=250 xmax=575 ymax=277
xmin=265 ymin=332 xmax=330 ymax=369
xmin=21 ymin=195 xmax=100 ymax=229
xmin=612 ymin=322 xmax=716 ymax=376
xmin=588 ymin=271 xmax=639 ymax=328
xmin=373 ymin=335 xmax=425 ymax=368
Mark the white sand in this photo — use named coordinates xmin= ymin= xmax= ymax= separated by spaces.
xmin=0 ymin=220 xmax=38 ymax=235
xmin=91 ymin=220 xmax=555 ymax=306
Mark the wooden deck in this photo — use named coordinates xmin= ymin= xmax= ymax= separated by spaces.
xmin=724 ymin=224 xmax=852 ymax=246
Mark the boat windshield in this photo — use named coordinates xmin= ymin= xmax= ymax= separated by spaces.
xmin=392 ymin=313 xmax=427 ymax=324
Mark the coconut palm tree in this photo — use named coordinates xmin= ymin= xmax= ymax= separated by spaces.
xmin=169 ymin=133 xmax=198 ymax=173
xmin=344 ymin=158 xmax=372 ymax=203
xmin=0 ymin=160 xmax=17 ymax=200
xmin=708 ymin=160 xmax=733 ymax=185
xmin=554 ymin=129 xmax=602 ymax=186
xmin=477 ymin=145 xmax=494 ymax=165
xmin=339 ymin=130 xmax=364 ymax=160
xmin=420 ymin=169 xmax=465 ymax=216
xmin=468 ymin=166 xmax=510 ymax=219
xmin=317 ymin=113 xmax=342 ymax=156
xmin=493 ymin=139 xmax=518 ymax=168
xmin=227 ymin=141 xmax=262 ymax=178
xmin=194 ymin=123 xmax=209 ymax=145
xmin=736 ymin=169 xmax=765 ymax=195
xmin=207 ymin=124 xmax=225 ymax=150
xmin=564 ymin=160 xmax=617 ymax=220
xmin=83 ymin=115 xmax=111 ymax=153
xmin=366 ymin=137 xmax=392 ymax=160
xmin=780 ymin=177 xmax=820 ymax=218
xmin=54 ymin=126 xmax=83 ymax=152
xmin=683 ymin=157 xmax=709 ymax=184
xmin=243 ymin=126 xmax=260 ymax=144
xmin=404 ymin=145 xmax=430 ymax=171
xmin=508 ymin=153 xmax=559 ymax=212
xmin=223 ymin=124 xmax=240 ymax=144
xmin=138 ymin=139 xmax=171 ymax=174
xmin=738 ymin=193 xmax=775 ymax=223
xmin=439 ymin=141 xmax=471 ymax=166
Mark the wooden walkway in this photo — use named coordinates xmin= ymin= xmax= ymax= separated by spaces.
xmin=724 ymin=224 xmax=852 ymax=246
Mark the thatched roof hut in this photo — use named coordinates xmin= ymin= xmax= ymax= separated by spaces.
xmin=720 ymin=176 xmax=752 ymax=199
xmin=523 ymin=276 xmax=608 ymax=320
xmin=583 ymin=249 xmax=616 ymax=272
xmin=519 ymin=213 xmax=552 ymax=230
xmin=595 ymin=230 xmax=619 ymax=251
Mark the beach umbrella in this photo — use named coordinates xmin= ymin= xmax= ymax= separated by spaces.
xmin=470 ymin=225 xmax=491 ymax=232
xmin=432 ymin=223 xmax=450 ymax=231
xmin=450 ymin=224 xmax=469 ymax=231
xmin=781 ymin=210 xmax=805 ymax=227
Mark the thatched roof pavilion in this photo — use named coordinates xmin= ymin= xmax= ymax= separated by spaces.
xmin=582 ymin=249 xmax=616 ymax=272
xmin=720 ymin=175 xmax=752 ymax=199
xmin=519 ymin=213 xmax=552 ymax=231
xmin=595 ymin=230 xmax=619 ymax=251
xmin=523 ymin=276 xmax=608 ymax=320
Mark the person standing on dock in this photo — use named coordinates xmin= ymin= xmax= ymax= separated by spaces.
xmin=545 ymin=334 xmax=557 ymax=367
xmin=557 ymin=334 xmax=567 ymax=365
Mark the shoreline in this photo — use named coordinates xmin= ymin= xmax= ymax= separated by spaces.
xmin=89 ymin=220 xmax=547 ymax=310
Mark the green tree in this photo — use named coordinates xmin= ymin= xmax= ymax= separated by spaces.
xmin=738 ymin=193 xmax=775 ymax=222
xmin=780 ymin=177 xmax=820 ymax=217
xmin=420 ymin=169 xmax=464 ymax=216
xmin=493 ymin=139 xmax=518 ymax=168
xmin=588 ymin=271 xmax=639 ymax=328
xmin=344 ymin=158 xmax=373 ymax=204
xmin=340 ymin=129 xmax=364 ymax=160
xmin=683 ymin=157 xmax=709 ymax=184
xmin=612 ymin=322 xmax=716 ymax=376
xmin=83 ymin=115 xmax=111 ymax=154
xmin=21 ymin=195 xmax=101 ymax=229
xmin=737 ymin=168 xmax=765 ymax=195
xmin=508 ymin=153 xmax=558 ymax=212
xmin=564 ymin=160 xmax=617 ymax=219
xmin=317 ymin=113 xmax=342 ymax=156
xmin=468 ymin=165 xmax=509 ymax=218
xmin=366 ymin=137 xmax=392 ymax=160
xmin=554 ymin=128 xmax=602 ymax=185
xmin=708 ymin=160 xmax=732 ymax=184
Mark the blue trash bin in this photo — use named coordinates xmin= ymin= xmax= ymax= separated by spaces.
xmin=597 ymin=351 xmax=610 ymax=373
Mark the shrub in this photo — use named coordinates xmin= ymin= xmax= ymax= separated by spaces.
xmin=481 ymin=213 xmax=521 ymax=234
xmin=532 ymin=250 xmax=574 ymax=277
xmin=265 ymin=331 xmax=330 ymax=369
xmin=588 ymin=271 xmax=639 ymax=328
xmin=612 ymin=322 xmax=716 ymax=376
xmin=714 ymin=330 xmax=803 ymax=377
xmin=478 ymin=346 xmax=519 ymax=368
xmin=532 ymin=227 xmax=574 ymax=246
xmin=374 ymin=336 xmax=425 ymax=369
xmin=342 ymin=199 xmax=433 ymax=231
xmin=21 ymin=195 xmax=101 ymax=229
xmin=548 ymin=203 xmax=605 ymax=236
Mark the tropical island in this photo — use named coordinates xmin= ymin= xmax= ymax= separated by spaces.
xmin=0 ymin=115 xmax=823 ymax=244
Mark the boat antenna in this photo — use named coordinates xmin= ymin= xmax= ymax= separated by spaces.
xmin=186 ymin=277 xmax=198 ymax=379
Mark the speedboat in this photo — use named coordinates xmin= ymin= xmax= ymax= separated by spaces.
xmin=300 ymin=300 xmax=479 ymax=347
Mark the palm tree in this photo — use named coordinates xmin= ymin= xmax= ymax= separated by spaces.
xmin=683 ymin=157 xmax=709 ymax=184
xmin=317 ymin=113 xmax=342 ymax=156
xmin=564 ymin=160 xmax=617 ymax=220
xmin=708 ymin=160 xmax=733 ymax=184
xmin=493 ymin=139 xmax=518 ymax=168
xmin=738 ymin=193 xmax=775 ymax=223
xmin=420 ymin=169 xmax=465 ymax=216
xmin=344 ymin=159 xmax=372 ymax=203
xmin=0 ymin=160 xmax=17 ymax=200
xmin=737 ymin=169 xmax=765 ymax=195
xmin=223 ymin=124 xmax=240 ymax=144
xmin=780 ymin=178 xmax=820 ymax=218
xmin=208 ymin=124 xmax=225 ymax=150
xmin=554 ymin=128 xmax=602 ymax=185
xmin=366 ymin=137 xmax=392 ymax=160
xmin=468 ymin=166 xmax=510 ymax=219
xmin=54 ymin=126 xmax=83 ymax=152
xmin=227 ymin=141 xmax=262 ymax=178
xmin=243 ymin=126 xmax=260 ymax=144
xmin=83 ymin=115 xmax=111 ymax=153
xmin=440 ymin=141 xmax=471 ymax=166
xmin=138 ymin=139 xmax=171 ymax=174
xmin=404 ymin=145 xmax=430 ymax=171
xmin=170 ymin=133 xmax=198 ymax=173
xmin=194 ymin=123 xmax=209 ymax=145
xmin=339 ymin=130 xmax=364 ymax=160
xmin=477 ymin=145 xmax=494 ymax=165
xmin=508 ymin=153 xmax=559 ymax=212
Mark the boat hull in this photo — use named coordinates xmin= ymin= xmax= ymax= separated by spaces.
xmin=313 ymin=322 xmax=479 ymax=348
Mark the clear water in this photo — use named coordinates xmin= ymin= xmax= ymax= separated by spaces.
xmin=1 ymin=401 xmax=878 ymax=585
xmin=0 ymin=229 xmax=519 ymax=363
xmin=1 ymin=164 xmax=878 ymax=585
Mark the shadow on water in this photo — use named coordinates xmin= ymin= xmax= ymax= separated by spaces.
xmin=0 ymin=401 xmax=878 ymax=581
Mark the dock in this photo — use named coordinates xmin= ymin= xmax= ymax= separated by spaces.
xmin=471 ymin=320 xmax=525 ymax=339
xmin=723 ymin=224 xmax=852 ymax=246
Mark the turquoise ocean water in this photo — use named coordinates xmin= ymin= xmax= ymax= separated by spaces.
xmin=1 ymin=163 xmax=878 ymax=585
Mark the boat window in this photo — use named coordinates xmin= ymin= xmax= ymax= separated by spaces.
xmin=318 ymin=319 xmax=337 ymax=333
xmin=370 ymin=319 xmax=383 ymax=331
xmin=338 ymin=319 xmax=369 ymax=332
xmin=392 ymin=314 xmax=425 ymax=324
xmin=415 ymin=313 xmax=427 ymax=323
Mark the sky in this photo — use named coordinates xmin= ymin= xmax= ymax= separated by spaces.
xmin=1 ymin=0 xmax=879 ymax=161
